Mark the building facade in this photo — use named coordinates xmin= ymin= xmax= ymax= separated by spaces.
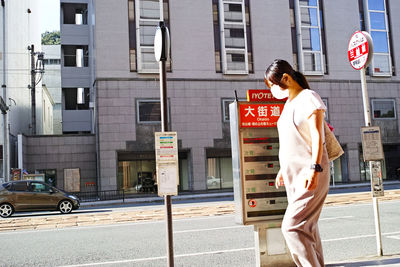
xmin=42 ymin=45 xmax=62 ymax=134
xmin=20 ymin=0 xmax=397 ymax=193
xmin=60 ymin=0 xmax=95 ymax=134
xmin=90 ymin=0 xmax=400 ymax=193
xmin=0 ymin=0 xmax=43 ymax=181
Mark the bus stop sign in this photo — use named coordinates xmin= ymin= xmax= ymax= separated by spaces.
xmin=348 ymin=31 xmax=373 ymax=70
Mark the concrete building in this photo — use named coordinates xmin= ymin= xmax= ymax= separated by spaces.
xmin=22 ymin=0 xmax=398 ymax=193
xmin=92 ymin=0 xmax=400 ymax=193
xmin=42 ymin=45 xmax=62 ymax=134
xmin=60 ymin=0 xmax=95 ymax=134
xmin=0 ymin=0 xmax=43 ymax=180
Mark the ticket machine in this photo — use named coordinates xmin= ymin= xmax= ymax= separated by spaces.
xmin=230 ymin=91 xmax=294 ymax=266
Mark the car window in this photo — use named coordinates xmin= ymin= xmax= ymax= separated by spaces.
xmin=2 ymin=183 xmax=11 ymax=191
xmin=30 ymin=182 xmax=51 ymax=193
xmin=12 ymin=181 xmax=29 ymax=192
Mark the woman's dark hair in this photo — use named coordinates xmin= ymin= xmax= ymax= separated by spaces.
xmin=264 ymin=59 xmax=310 ymax=89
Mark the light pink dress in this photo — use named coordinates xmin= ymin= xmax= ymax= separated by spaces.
xmin=277 ymin=89 xmax=330 ymax=267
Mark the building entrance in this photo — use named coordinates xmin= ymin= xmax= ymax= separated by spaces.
xmin=117 ymin=151 xmax=190 ymax=193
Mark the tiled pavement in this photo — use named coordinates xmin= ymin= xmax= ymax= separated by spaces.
xmin=0 ymin=190 xmax=399 ymax=232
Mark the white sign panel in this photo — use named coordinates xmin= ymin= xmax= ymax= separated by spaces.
xmin=370 ymin=161 xmax=384 ymax=197
xmin=157 ymin=162 xmax=178 ymax=196
xmin=361 ymin=126 xmax=384 ymax=161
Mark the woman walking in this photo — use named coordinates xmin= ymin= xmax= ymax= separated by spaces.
xmin=264 ymin=59 xmax=330 ymax=267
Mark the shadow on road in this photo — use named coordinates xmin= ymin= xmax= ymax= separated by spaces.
xmin=326 ymin=256 xmax=400 ymax=266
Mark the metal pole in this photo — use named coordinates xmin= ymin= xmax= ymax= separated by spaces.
xmin=160 ymin=59 xmax=174 ymax=266
xmin=360 ymin=68 xmax=383 ymax=256
xmin=360 ymin=68 xmax=371 ymax=127
xmin=30 ymin=44 xmax=36 ymax=135
xmin=2 ymin=0 xmax=8 ymax=182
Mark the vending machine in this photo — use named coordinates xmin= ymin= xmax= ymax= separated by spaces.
xmin=230 ymin=90 xmax=293 ymax=266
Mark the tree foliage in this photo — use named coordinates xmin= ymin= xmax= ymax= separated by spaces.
xmin=41 ymin=31 xmax=61 ymax=45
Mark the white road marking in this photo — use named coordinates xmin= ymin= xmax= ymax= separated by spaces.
xmin=322 ymin=231 xmax=400 ymax=242
xmin=174 ymin=225 xmax=248 ymax=234
xmin=320 ymin=215 xmax=353 ymax=221
xmin=57 ymin=247 xmax=255 ymax=267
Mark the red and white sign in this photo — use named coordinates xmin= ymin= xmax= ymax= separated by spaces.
xmin=239 ymin=103 xmax=284 ymax=128
xmin=348 ymin=31 xmax=372 ymax=70
xmin=247 ymin=90 xmax=285 ymax=102
xmin=248 ymin=199 xmax=257 ymax=208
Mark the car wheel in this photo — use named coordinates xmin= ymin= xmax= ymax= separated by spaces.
xmin=59 ymin=200 xmax=73 ymax=214
xmin=0 ymin=203 xmax=14 ymax=218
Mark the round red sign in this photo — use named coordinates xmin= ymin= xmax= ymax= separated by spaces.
xmin=248 ymin=199 xmax=256 ymax=208
xmin=348 ymin=31 xmax=373 ymax=70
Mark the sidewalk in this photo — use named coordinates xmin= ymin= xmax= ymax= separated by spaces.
xmin=80 ymin=180 xmax=400 ymax=207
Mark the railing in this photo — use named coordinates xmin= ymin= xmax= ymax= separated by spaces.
xmin=75 ymin=190 xmax=125 ymax=203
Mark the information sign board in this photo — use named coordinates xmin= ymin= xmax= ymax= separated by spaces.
xmin=370 ymin=161 xmax=384 ymax=197
xmin=155 ymin=132 xmax=179 ymax=196
xmin=361 ymin=126 xmax=384 ymax=161
xmin=239 ymin=103 xmax=284 ymax=128
xmin=230 ymin=101 xmax=287 ymax=225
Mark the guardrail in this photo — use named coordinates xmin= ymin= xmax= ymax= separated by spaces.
xmin=75 ymin=190 xmax=125 ymax=203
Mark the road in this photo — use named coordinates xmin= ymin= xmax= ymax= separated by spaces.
xmin=0 ymin=199 xmax=399 ymax=266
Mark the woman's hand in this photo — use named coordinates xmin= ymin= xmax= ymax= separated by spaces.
xmin=305 ymin=170 xmax=319 ymax=191
xmin=275 ymin=171 xmax=284 ymax=189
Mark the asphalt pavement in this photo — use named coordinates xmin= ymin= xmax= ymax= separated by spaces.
xmin=1 ymin=181 xmax=400 ymax=266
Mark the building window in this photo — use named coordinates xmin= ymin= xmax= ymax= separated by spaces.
xmin=134 ymin=0 xmax=171 ymax=73
xmin=207 ymin=157 xmax=233 ymax=189
xmin=293 ymin=0 xmax=326 ymax=75
xmin=322 ymin=98 xmax=329 ymax=121
xmin=222 ymin=98 xmax=246 ymax=122
xmin=363 ymin=0 xmax=392 ymax=76
xmin=62 ymin=3 xmax=88 ymax=25
xmin=216 ymin=0 xmax=253 ymax=74
xmin=62 ymin=45 xmax=89 ymax=67
xmin=43 ymin=59 xmax=61 ymax=65
xmin=136 ymin=99 xmax=171 ymax=123
xmin=372 ymin=99 xmax=396 ymax=119
xmin=63 ymin=88 xmax=90 ymax=110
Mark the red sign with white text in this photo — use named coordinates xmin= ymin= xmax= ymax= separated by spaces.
xmin=239 ymin=103 xmax=284 ymax=128
xmin=247 ymin=90 xmax=284 ymax=102
xmin=348 ymin=31 xmax=370 ymax=70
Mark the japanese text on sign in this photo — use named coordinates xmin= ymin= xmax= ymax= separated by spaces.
xmin=240 ymin=103 xmax=284 ymax=128
xmin=348 ymin=31 xmax=371 ymax=70
xmin=361 ymin=126 xmax=384 ymax=161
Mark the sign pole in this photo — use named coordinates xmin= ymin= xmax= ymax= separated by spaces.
xmin=360 ymin=68 xmax=371 ymax=127
xmin=360 ymin=67 xmax=383 ymax=256
xmin=349 ymin=30 xmax=383 ymax=257
xmin=160 ymin=58 xmax=174 ymax=267
xmin=154 ymin=21 xmax=174 ymax=266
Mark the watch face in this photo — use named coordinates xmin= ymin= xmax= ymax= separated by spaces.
xmin=311 ymin=164 xmax=323 ymax=172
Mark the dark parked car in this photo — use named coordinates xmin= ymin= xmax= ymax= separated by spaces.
xmin=0 ymin=180 xmax=80 ymax=218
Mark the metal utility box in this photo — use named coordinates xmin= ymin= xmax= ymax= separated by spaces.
xmin=230 ymin=101 xmax=288 ymax=225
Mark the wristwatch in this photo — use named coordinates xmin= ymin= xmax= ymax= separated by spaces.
xmin=310 ymin=164 xmax=323 ymax=172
